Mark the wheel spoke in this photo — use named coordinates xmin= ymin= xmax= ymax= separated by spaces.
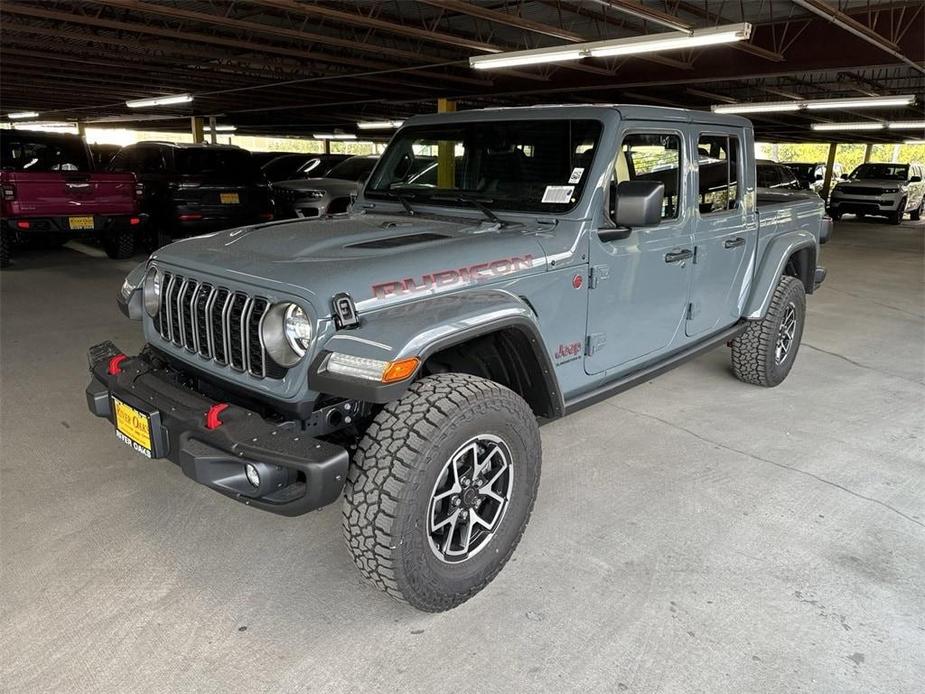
xmin=441 ymin=512 xmax=460 ymax=554
xmin=478 ymin=487 xmax=505 ymax=504
xmin=470 ymin=507 xmax=496 ymax=530
xmin=483 ymin=459 xmax=509 ymax=489
xmin=459 ymin=516 xmax=475 ymax=555
xmin=432 ymin=508 xmax=460 ymax=533
xmin=473 ymin=444 xmax=501 ymax=479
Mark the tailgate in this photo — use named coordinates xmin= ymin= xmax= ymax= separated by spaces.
xmin=3 ymin=171 xmax=138 ymax=217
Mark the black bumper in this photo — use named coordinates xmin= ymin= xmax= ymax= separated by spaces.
xmin=85 ymin=342 xmax=348 ymax=516
xmin=2 ymin=214 xmax=142 ymax=236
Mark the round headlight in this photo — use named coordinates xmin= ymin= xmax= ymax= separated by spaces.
xmin=143 ymin=267 xmax=161 ymax=317
xmin=261 ymin=302 xmax=312 ymax=368
xmin=284 ymin=304 xmax=313 ymax=356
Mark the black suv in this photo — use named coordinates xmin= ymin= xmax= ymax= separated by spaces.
xmin=109 ymin=143 xmax=273 ymax=245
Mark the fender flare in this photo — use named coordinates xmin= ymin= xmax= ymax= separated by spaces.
xmin=744 ymin=231 xmax=816 ymax=320
xmin=308 ymin=289 xmax=563 ymax=416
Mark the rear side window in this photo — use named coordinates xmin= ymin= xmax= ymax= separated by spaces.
xmin=0 ymin=133 xmax=91 ymax=172
xmin=697 ymin=134 xmax=741 ymax=214
xmin=613 ymin=132 xmax=682 ymax=220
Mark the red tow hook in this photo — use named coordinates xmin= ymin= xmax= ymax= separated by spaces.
xmin=107 ymin=354 xmax=128 ymax=375
xmin=205 ymin=403 xmax=230 ymax=430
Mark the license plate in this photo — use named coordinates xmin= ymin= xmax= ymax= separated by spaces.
xmin=68 ymin=215 xmax=94 ymax=230
xmin=220 ymin=192 xmax=240 ymax=204
xmin=113 ymin=396 xmax=153 ymax=458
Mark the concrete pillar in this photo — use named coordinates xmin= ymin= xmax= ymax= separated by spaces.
xmin=208 ymin=116 xmax=217 ymax=145
xmin=76 ymin=121 xmax=86 ymax=138
xmin=437 ymin=98 xmax=456 ymax=188
xmin=324 ymin=139 xmax=330 ymax=155
xmin=821 ymin=142 xmax=838 ymax=200
xmin=863 ymin=143 xmax=873 ymax=163
xmin=891 ymin=143 xmax=901 ymax=163
xmin=190 ymin=116 xmax=205 ymax=144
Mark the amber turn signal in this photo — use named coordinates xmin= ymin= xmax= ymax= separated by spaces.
xmin=381 ymin=357 xmax=420 ymax=383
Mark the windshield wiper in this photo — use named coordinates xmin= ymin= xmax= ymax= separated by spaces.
xmin=428 ymin=192 xmax=511 ymax=227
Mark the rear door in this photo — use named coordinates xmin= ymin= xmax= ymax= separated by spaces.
xmin=584 ymin=125 xmax=692 ymax=375
xmin=686 ymin=130 xmax=758 ymax=337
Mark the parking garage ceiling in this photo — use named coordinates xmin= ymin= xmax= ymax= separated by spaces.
xmin=1 ymin=0 xmax=923 ymax=142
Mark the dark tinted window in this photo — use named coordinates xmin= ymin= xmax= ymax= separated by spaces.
xmin=850 ymin=163 xmax=909 ymax=181
xmin=174 ymin=148 xmax=261 ymax=180
xmin=0 ymin=132 xmax=91 ymax=172
xmin=756 ymin=163 xmax=781 ymax=188
xmin=366 ymin=119 xmax=602 ymax=213
xmin=327 ymin=156 xmax=378 ymax=182
xmin=262 ymin=154 xmax=309 ymax=182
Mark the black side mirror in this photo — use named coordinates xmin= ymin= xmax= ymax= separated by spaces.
xmin=600 ymin=180 xmax=664 ymax=242
xmin=910 ymin=175 xmax=922 ymax=183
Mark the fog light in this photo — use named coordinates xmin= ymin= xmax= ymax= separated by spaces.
xmin=245 ymin=463 xmax=260 ymax=488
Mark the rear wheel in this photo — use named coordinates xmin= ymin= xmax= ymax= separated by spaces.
xmin=731 ymin=275 xmax=806 ymax=387
xmin=343 ymin=373 xmax=541 ymax=612
xmin=103 ymin=228 xmax=135 ymax=259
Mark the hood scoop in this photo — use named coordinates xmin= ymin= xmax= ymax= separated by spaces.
xmin=348 ymin=232 xmax=449 ymax=249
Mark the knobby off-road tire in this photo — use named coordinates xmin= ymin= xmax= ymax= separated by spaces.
xmin=731 ymin=275 xmax=806 ymax=387
xmin=103 ymin=228 xmax=135 ymax=259
xmin=343 ymin=373 xmax=541 ymax=612
xmin=0 ymin=227 xmax=10 ymax=268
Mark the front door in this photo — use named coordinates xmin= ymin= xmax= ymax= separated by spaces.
xmin=686 ymin=131 xmax=758 ymax=337
xmin=585 ymin=128 xmax=692 ymax=375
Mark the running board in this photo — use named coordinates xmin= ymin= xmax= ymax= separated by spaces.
xmin=563 ymin=321 xmax=748 ymax=417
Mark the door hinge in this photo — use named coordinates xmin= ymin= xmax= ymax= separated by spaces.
xmin=586 ymin=332 xmax=607 ymax=356
xmin=686 ymin=302 xmax=696 ymax=320
xmin=589 ymin=265 xmax=610 ymax=289
xmin=692 ymin=245 xmax=699 ymax=264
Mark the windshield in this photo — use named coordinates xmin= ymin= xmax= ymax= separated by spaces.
xmin=325 ymin=156 xmax=378 ymax=182
xmin=175 ymin=148 xmax=262 ymax=180
xmin=785 ymin=164 xmax=816 ymax=178
xmin=850 ymin=163 xmax=909 ymax=181
xmin=365 ymin=119 xmax=603 ymax=214
xmin=0 ymin=132 xmax=91 ymax=172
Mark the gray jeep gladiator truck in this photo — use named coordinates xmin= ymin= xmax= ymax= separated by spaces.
xmin=87 ymin=105 xmax=830 ymax=612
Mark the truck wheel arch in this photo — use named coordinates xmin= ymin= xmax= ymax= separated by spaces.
xmin=744 ymin=231 xmax=817 ymax=320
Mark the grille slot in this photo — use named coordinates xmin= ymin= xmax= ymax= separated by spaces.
xmin=154 ymin=273 xmax=282 ymax=379
xmin=840 ymin=186 xmax=882 ymax=196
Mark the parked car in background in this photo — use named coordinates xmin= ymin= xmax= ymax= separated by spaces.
xmin=1 ymin=130 xmax=142 ymax=267
xmin=271 ymin=154 xmax=380 ymax=219
xmin=783 ymin=162 xmax=842 ymax=193
xmin=109 ymin=142 xmax=273 ymax=246
xmin=756 ymin=160 xmax=805 ymax=194
xmin=248 ymin=151 xmax=286 ymax=167
xmin=261 ymin=153 xmax=350 ymax=183
xmin=828 ymin=162 xmax=925 ymax=224
xmin=90 ymin=143 xmax=122 ymax=169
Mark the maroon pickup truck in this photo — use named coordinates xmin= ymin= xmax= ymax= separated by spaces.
xmin=1 ymin=130 xmax=142 ymax=268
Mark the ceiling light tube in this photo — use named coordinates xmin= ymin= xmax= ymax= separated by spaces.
xmin=313 ymin=133 xmax=357 ymax=140
xmin=904 ymin=139 xmax=925 ymax=145
xmin=211 ymin=125 xmax=236 ymax=132
xmin=713 ymin=94 xmax=916 ymax=114
xmin=125 ymin=94 xmax=193 ymax=108
xmin=811 ymin=122 xmax=885 ymax=131
xmin=7 ymin=111 xmax=39 ymax=120
xmin=887 ymin=121 xmax=925 ymax=130
xmin=357 ymin=120 xmax=404 ymax=129
xmin=469 ymin=23 xmax=751 ymax=70
xmin=713 ymin=102 xmax=802 ymax=114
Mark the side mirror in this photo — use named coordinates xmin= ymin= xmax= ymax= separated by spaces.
xmin=910 ymin=176 xmax=922 ymax=183
xmin=613 ymin=180 xmax=664 ymax=227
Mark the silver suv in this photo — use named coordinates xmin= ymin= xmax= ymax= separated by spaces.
xmin=829 ymin=162 xmax=925 ymax=224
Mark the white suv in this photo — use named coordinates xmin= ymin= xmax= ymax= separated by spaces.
xmin=828 ymin=162 xmax=925 ymax=224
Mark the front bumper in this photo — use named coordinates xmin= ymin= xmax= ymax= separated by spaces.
xmin=828 ymin=193 xmax=904 ymax=215
xmin=85 ymin=342 xmax=349 ymax=516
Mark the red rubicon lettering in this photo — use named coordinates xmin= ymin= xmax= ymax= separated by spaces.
xmin=372 ymin=254 xmax=534 ymax=299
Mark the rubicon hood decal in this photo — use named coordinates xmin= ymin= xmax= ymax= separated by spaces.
xmin=372 ymin=254 xmax=536 ymax=299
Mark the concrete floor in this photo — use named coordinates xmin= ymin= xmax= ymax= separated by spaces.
xmin=2 ymin=218 xmax=923 ymax=694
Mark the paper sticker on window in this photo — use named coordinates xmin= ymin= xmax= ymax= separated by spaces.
xmin=568 ymin=168 xmax=584 ymax=184
xmin=542 ymin=185 xmax=574 ymax=203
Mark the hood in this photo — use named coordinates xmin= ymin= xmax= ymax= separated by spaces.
xmin=837 ymin=178 xmax=909 ymax=188
xmin=150 ymin=213 xmax=548 ymax=316
xmin=273 ymin=177 xmax=360 ymax=194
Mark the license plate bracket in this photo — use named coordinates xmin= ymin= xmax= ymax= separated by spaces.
xmin=112 ymin=395 xmax=161 ymax=458
xmin=68 ymin=215 xmax=95 ymax=230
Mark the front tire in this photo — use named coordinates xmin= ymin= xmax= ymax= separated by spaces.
xmin=0 ymin=227 xmax=10 ymax=268
xmin=343 ymin=373 xmax=541 ymax=612
xmin=888 ymin=199 xmax=906 ymax=225
xmin=910 ymin=198 xmax=923 ymax=221
xmin=731 ymin=275 xmax=806 ymax=387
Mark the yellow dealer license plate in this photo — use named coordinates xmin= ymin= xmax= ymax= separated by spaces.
xmin=113 ymin=397 xmax=153 ymax=458
xmin=220 ymin=192 xmax=239 ymax=204
xmin=68 ymin=215 xmax=95 ymax=230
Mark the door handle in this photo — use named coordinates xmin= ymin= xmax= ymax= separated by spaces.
xmin=724 ymin=237 xmax=746 ymax=249
xmin=665 ymin=249 xmax=693 ymax=263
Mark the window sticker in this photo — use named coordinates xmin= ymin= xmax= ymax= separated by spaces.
xmin=542 ymin=185 xmax=574 ymax=203
xmin=568 ymin=167 xmax=584 ymax=184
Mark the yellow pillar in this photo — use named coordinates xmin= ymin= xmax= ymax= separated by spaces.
xmin=437 ymin=98 xmax=456 ymax=188
xmin=821 ymin=142 xmax=838 ymax=200
xmin=190 ymin=116 xmax=205 ymax=144
xmin=208 ymin=116 xmax=217 ymax=145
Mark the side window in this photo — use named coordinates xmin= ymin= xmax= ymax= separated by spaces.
xmin=697 ymin=134 xmax=741 ymax=214
xmin=137 ymin=147 xmax=165 ymax=173
xmin=611 ymin=132 xmax=681 ymax=221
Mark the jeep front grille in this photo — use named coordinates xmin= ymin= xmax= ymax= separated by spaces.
xmin=155 ymin=272 xmax=285 ymax=379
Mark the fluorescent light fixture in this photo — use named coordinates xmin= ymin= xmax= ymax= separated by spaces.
xmin=210 ymin=124 xmax=236 ymax=132
xmin=470 ymin=23 xmax=751 ymax=70
xmin=313 ymin=133 xmax=357 ymax=140
xmin=125 ymin=94 xmax=193 ymax=108
xmin=905 ymin=139 xmax=925 ymax=144
xmin=357 ymin=120 xmax=404 ymax=130
xmin=811 ymin=122 xmax=885 ymax=131
xmin=887 ymin=120 xmax=925 ymax=130
xmin=7 ymin=111 xmax=39 ymax=120
xmin=12 ymin=121 xmax=78 ymax=132
xmin=714 ymin=94 xmax=916 ymax=114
